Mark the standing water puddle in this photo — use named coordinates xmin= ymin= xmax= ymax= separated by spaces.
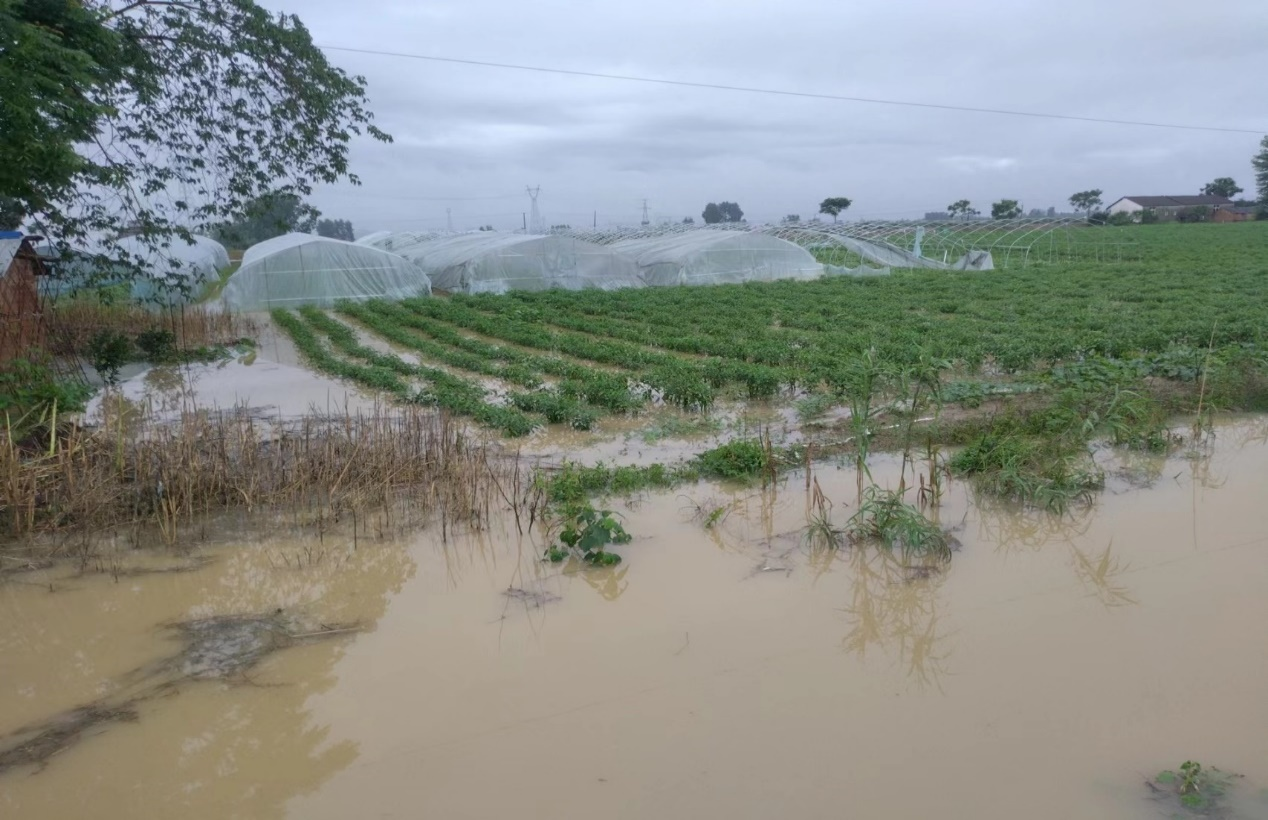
xmin=2 ymin=420 xmax=1267 ymax=819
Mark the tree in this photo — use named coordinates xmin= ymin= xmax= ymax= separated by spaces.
xmin=316 ymin=218 xmax=355 ymax=241
xmin=946 ymin=200 xmax=977 ymax=220
xmin=702 ymin=203 xmax=723 ymax=224
xmin=213 ymin=193 xmax=319 ymax=247
xmin=718 ymin=201 xmax=744 ymax=223
xmin=1069 ymin=190 xmax=1104 ymax=217
xmin=818 ymin=197 xmax=852 ymax=222
xmin=1 ymin=0 xmax=389 ymax=295
xmin=1201 ymin=178 xmax=1242 ymax=199
xmin=1253 ymin=136 xmax=1268 ymax=204
xmin=682 ymin=216 xmax=695 ymax=225
xmin=783 ymin=214 xmax=800 ymax=224
xmin=0 ymin=197 xmax=22 ymax=231
xmin=991 ymin=199 xmax=1022 ymax=219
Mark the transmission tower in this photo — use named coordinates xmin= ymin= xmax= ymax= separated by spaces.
xmin=526 ymin=186 xmax=542 ymax=233
xmin=641 ymin=198 xmax=650 ymax=226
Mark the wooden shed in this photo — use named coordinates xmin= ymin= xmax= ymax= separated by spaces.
xmin=0 ymin=233 xmax=48 ymax=362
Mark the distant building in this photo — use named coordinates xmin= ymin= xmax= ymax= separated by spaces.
xmin=1211 ymin=207 xmax=1256 ymax=223
xmin=0 ymin=232 xmax=47 ymax=362
xmin=1107 ymin=195 xmax=1233 ymax=218
xmin=923 ymin=212 xmax=951 ymax=221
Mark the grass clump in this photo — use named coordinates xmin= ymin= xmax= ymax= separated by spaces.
xmin=846 ymin=487 xmax=951 ymax=561
xmin=539 ymin=461 xmax=696 ymax=505
xmin=795 ymin=392 xmax=836 ymax=422
xmin=949 ymin=426 xmax=1104 ymax=512
xmin=696 ymin=439 xmax=768 ymax=480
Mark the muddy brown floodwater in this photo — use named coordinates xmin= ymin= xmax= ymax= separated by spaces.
xmin=2 ymin=420 xmax=1267 ymax=819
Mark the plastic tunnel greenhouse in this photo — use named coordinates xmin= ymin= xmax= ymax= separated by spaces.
xmin=366 ymin=232 xmax=644 ymax=294
xmin=38 ymin=233 xmax=230 ymax=303
xmin=220 ymin=233 xmax=431 ymax=311
xmin=609 ymin=230 xmax=824 ymax=286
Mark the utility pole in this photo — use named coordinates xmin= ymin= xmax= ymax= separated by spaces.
xmin=641 ymin=199 xmax=650 ymax=226
xmin=522 ymin=212 xmax=527 ymax=231
xmin=446 ymin=208 xmax=453 ymax=233
xmin=593 ymin=210 xmax=597 ymax=229
xmin=526 ymin=186 xmax=542 ymax=233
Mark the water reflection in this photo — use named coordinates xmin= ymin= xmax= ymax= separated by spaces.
xmin=838 ymin=547 xmax=952 ymax=692
xmin=1069 ymin=542 xmax=1136 ymax=607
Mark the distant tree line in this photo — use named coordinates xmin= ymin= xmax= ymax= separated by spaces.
xmin=316 ymin=218 xmax=354 ymax=241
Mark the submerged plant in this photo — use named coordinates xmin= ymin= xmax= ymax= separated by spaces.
xmin=547 ymin=504 xmax=632 ymax=566
xmin=87 ymin=329 xmax=132 ymax=386
xmin=846 ymin=486 xmax=951 ymax=562
xmin=1150 ymin=760 xmax=1242 ymax=816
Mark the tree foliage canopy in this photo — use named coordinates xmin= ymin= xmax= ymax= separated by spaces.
xmin=991 ymin=199 xmax=1022 ymax=219
xmin=0 ymin=0 xmax=389 ymax=295
xmin=946 ymin=200 xmax=978 ymax=220
xmin=316 ymin=218 xmax=355 ymax=242
xmin=1069 ymin=190 xmax=1104 ymax=215
xmin=1200 ymin=177 xmax=1242 ymax=198
xmin=701 ymin=201 xmax=744 ymax=224
xmin=1252 ymin=136 xmax=1268 ymax=205
xmin=213 ymin=192 xmax=318 ymax=247
xmin=818 ymin=197 xmax=852 ymax=222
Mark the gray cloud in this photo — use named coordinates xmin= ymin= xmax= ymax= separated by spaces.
xmin=269 ymin=0 xmax=1268 ymax=231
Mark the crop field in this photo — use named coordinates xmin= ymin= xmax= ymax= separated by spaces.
xmin=273 ymin=222 xmax=1268 ymax=438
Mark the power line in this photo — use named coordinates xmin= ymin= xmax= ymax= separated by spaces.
xmin=319 ymin=44 xmax=1262 ymax=135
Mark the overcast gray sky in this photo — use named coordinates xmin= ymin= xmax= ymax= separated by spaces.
xmin=274 ymin=0 xmax=1266 ymax=233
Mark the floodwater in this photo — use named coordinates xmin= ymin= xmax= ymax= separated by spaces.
xmin=84 ymin=320 xmax=382 ymax=422
xmin=3 ymin=421 xmax=1267 ymax=819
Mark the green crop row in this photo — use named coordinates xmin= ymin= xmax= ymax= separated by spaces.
xmin=283 ymin=308 xmax=542 ymax=436
xmin=271 ymin=309 xmax=418 ymax=401
xmin=452 ymin=294 xmax=795 ymax=397
xmin=351 ymin=300 xmax=643 ymax=413
xmin=329 ymin=303 xmax=603 ymax=428
xmin=398 ymin=297 xmax=716 ymax=409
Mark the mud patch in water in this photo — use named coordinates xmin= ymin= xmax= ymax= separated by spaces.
xmin=0 ymin=610 xmax=359 ymax=775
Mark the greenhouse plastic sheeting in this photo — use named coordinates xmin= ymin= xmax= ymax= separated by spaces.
xmin=829 ymin=236 xmax=994 ymax=270
xmin=37 ymin=233 xmax=230 ymax=303
xmin=823 ymin=264 xmax=891 ymax=277
xmin=610 ymin=231 xmax=824 ymax=286
xmin=221 ymin=233 xmax=431 ymax=311
xmin=367 ymin=232 xmax=644 ymax=294
xmin=354 ymin=230 xmax=392 ymax=246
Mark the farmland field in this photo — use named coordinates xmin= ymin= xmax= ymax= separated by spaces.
xmin=272 ymin=221 xmax=1268 ymax=438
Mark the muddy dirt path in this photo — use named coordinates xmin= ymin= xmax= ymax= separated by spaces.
xmin=2 ymin=420 xmax=1266 ymax=819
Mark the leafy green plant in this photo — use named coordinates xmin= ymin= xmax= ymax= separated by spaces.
xmin=1151 ymin=761 xmax=1241 ymax=816
xmin=87 ymin=329 xmax=132 ymax=386
xmin=547 ymin=504 xmax=632 ymax=565
xmin=134 ymin=328 xmax=176 ymax=361
xmin=0 ymin=360 xmax=93 ymax=442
